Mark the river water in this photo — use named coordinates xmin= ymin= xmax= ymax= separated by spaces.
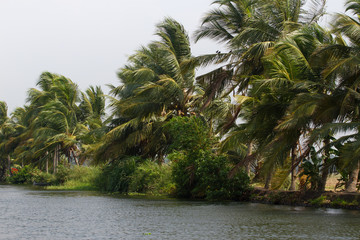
xmin=0 ymin=185 xmax=360 ymax=240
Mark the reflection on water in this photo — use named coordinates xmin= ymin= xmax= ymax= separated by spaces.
xmin=0 ymin=185 xmax=359 ymax=240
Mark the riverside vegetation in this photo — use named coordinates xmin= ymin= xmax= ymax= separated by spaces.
xmin=2 ymin=0 xmax=360 ymax=205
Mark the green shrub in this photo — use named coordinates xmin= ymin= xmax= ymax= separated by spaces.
xmin=169 ymin=151 xmax=193 ymax=197
xmin=309 ymin=195 xmax=328 ymax=206
xmin=54 ymin=165 xmax=71 ymax=184
xmin=170 ymin=150 xmax=250 ymax=200
xmin=129 ymin=160 xmax=175 ymax=195
xmin=7 ymin=165 xmax=57 ymax=185
xmin=96 ymin=156 xmax=139 ymax=193
xmin=7 ymin=165 xmax=38 ymax=184
xmin=32 ymin=171 xmax=56 ymax=184
xmin=166 ymin=116 xmax=250 ymax=200
xmin=331 ymin=198 xmax=359 ymax=207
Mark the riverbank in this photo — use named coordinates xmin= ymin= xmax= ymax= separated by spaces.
xmin=3 ymin=181 xmax=360 ymax=210
xmin=42 ymin=183 xmax=360 ymax=210
xmin=249 ymin=188 xmax=360 ymax=210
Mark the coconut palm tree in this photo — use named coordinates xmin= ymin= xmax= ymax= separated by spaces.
xmin=218 ymin=23 xmax=335 ymax=189
xmin=0 ymin=101 xmax=13 ymax=178
xmin=93 ymin=18 xmax=199 ymax=163
xmin=194 ymin=0 xmax=326 ymax=118
xmin=17 ymin=72 xmax=89 ymax=171
xmin=303 ymin=0 xmax=360 ymax=192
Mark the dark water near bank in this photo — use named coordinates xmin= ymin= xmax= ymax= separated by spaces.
xmin=0 ymin=185 xmax=360 ymax=240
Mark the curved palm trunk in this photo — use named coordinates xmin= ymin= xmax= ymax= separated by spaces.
xmin=289 ymin=147 xmax=297 ymax=191
xmin=199 ymin=69 xmax=230 ymax=112
xmin=46 ymin=151 xmax=49 ymax=174
xmin=71 ymin=149 xmax=79 ymax=166
xmin=264 ymin=172 xmax=273 ymax=190
xmin=53 ymin=145 xmax=60 ymax=173
xmin=318 ymin=138 xmax=330 ymax=192
xmin=245 ymin=142 xmax=253 ymax=176
xmin=318 ymin=162 xmax=329 ymax=192
xmin=345 ymin=160 xmax=360 ymax=192
xmin=53 ymin=150 xmax=56 ymax=173
xmin=7 ymin=155 xmax=11 ymax=176
xmin=265 ymin=166 xmax=274 ymax=190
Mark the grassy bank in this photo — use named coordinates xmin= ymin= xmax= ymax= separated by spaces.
xmin=249 ymin=188 xmax=360 ymax=210
xmin=6 ymin=164 xmax=360 ymax=210
xmin=46 ymin=166 xmax=101 ymax=191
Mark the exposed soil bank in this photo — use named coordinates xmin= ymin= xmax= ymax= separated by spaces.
xmin=249 ymin=188 xmax=360 ymax=210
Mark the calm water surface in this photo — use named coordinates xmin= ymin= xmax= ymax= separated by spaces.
xmin=0 ymin=185 xmax=359 ymax=240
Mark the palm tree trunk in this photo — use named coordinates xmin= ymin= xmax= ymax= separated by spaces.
xmin=46 ymin=151 xmax=49 ymax=174
xmin=53 ymin=151 xmax=56 ymax=173
xmin=265 ymin=166 xmax=274 ymax=190
xmin=245 ymin=142 xmax=253 ymax=176
xmin=318 ymin=138 xmax=330 ymax=192
xmin=318 ymin=163 xmax=329 ymax=192
xmin=7 ymin=155 xmax=12 ymax=177
xmin=200 ymin=76 xmax=224 ymax=112
xmin=53 ymin=145 xmax=59 ymax=173
xmin=289 ymin=147 xmax=297 ymax=191
xmin=56 ymin=145 xmax=59 ymax=169
xmin=345 ymin=160 xmax=360 ymax=192
xmin=72 ymin=149 xmax=79 ymax=166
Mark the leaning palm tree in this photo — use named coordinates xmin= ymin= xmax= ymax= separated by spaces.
xmin=19 ymin=72 xmax=88 ymax=171
xmin=0 ymin=101 xmax=13 ymax=178
xmin=194 ymin=0 xmax=326 ymax=119
xmin=93 ymin=18 xmax=199 ymax=163
xmin=219 ymin=23 xmax=335 ymax=189
xmin=305 ymin=0 xmax=360 ymax=192
xmin=194 ymin=0 xmax=330 ymax=189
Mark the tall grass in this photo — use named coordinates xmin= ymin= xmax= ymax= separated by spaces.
xmin=47 ymin=166 xmax=101 ymax=190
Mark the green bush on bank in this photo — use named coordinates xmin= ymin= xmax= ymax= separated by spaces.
xmin=170 ymin=150 xmax=250 ymax=200
xmin=166 ymin=116 xmax=251 ymax=200
xmin=54 ymin=165 xmax=71 ymax=184
xmin=96 ymin=157 xmax=175 ymax=195
xmin=7 ymin=165 xmax=33 ymax=184
xmin=47 ymin=165 xmax=101 ymax=190
xmin=96 ymin=156 xmax=138 ymax=193
xmin=129 ymin=160 xmax=175 ymax=195
xmin=7 ymin=165 xmax=55 ymax=184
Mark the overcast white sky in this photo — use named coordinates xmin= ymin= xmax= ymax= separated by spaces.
xmin=0 ymin=0 xmax=346 ymax=112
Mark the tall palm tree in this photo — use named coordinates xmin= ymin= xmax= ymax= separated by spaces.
xmin=94 ymin=18 xmax=199 ymax=163
xmin=0 ymin=101 xmax=13 ymax=178
xmin=18 ymin=72 xmax=88 ymax=171
xmin=194 ymin=0 xmax=326 ymax=118
xmin=305 ymin=0 xmax=360 ymax=192
xmin=194 ymin=0 xmax=328 ymax=189
xmin=218 ymin=23 xmax=335 ymax=189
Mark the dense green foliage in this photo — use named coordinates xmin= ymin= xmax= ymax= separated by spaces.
xmin=7 ymin=166 xmax=55 ymax=185
xmin=2 ymin=0 xmax=360 ymax=199
xmin=167 ymin=116 xmax=250 ymax=199
xmin=96 ymin=157 xmax=138 ymax=193
xmin=170 ymin=150 xmax=250 ymax=200
xmin=129 ymin=160 xmax=174 ymax=195
xmin=96 ymin=157 xmax=174 ymax=195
